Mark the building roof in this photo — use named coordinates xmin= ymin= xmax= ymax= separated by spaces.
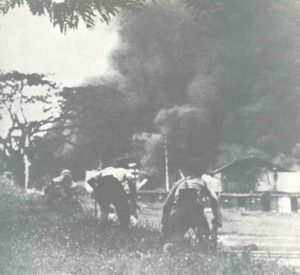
xmin=211 ymin=157 xmax=290 ymax=175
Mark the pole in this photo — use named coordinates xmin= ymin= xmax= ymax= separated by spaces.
xmin=24 ymin=133 xmax=30 ymax=191
xmin=164 ymin=137 xmax=170 ymax=192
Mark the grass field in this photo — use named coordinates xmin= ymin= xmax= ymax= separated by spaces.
xmin=0 ymin=180 xmax=297 ymax=274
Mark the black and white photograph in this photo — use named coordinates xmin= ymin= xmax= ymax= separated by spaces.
xmin=0 ymin=0 xmax=300 ymax=274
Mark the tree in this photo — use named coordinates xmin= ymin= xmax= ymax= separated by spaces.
xmin=57 ymin=85 xmax=136 ymax=174
xmin=0 ymin=71 xmax=63 ymax=188
xmin=2 ymin=0 xmax=299 ymax=186
xmin=0 ymin=0 xmax=231 ymax=33
xmin=0 ymin=0 xmax=146 ymax=32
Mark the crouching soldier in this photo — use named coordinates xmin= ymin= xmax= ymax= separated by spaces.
xmin=44 ymin=169 xmax=77 ymax=209
xmin=161 ymin=171 xmax=222 ymax=250
xmin=87 ymin=159 xmax=137 ymax=231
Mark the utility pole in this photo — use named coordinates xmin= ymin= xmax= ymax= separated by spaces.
xmin=164 ymin=137 xmax=170 ymax=192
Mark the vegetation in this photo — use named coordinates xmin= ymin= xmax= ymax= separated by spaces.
xmin=0 ymin=1 xmax=300 ymax=185
xmin=60 ymin=85 xmax=135 ymax=170
xmin=0 ymin=0 xmax=146 ymax=32
xmin=53 ymin=0 xmax=300 ymax=181
xmin=0 ymin=3 xmax=299 ymax=273
xmin=0 ymin=0 xmax=229 ymax=33
xmin=0 ymin=178 xmax=293 ymax=274
xmin=0 ymin=72 xmax=65 ymax=187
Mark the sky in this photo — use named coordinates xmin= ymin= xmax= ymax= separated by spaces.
xmin=0 ymin=7 xmax=120 ymax=134
xmin=0 ymin=7 xmax=120 ymax=87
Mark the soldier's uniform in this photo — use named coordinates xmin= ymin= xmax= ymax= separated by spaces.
xmin=45 ymin=169 xmax=76 ymax=209
xmin=87 ymin=163 xmax=136 ymax=230
xmin=161 ymin=176 xmax=222 ymax=246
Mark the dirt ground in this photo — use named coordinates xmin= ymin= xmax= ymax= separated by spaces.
xmin=136 ymin=202 xmax=300 ymax=250
xmin=87 ymin=199 xmax=300 ymax=251
xmin=0 ymin=181 xmax=298 ymax=275
xmin=137 ymin=202 xmax=300 ymax=271
xmin=83 ymin=197 xmax=300 ymax=271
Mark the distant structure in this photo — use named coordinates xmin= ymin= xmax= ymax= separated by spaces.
xmin=209 ymin=157 xmax=300 ymax=213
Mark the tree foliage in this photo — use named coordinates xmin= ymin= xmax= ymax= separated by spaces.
xmin=0 ymin=0 xmax=146 ymax=32
xmin=0 ymin=71 xmax=62 ymax=186
xmin=0 ymin=0 xmax=262 ymax=33
xmin=2 ymin=1 xmax=300 ymax=185
xmin=56 ymin=85 xmax=136 ymax=174
xmin=40 ymin=0 xmax=299 ymax=181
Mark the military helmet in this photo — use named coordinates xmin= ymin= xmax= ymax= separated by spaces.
xmin=60 ymin=169 xmax=72 ymax=183
xmin=60 ymin=169 xmax=72 ymax=177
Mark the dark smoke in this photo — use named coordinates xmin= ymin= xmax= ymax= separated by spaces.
xmin=78 ymin=0 xmax=300 ymax=181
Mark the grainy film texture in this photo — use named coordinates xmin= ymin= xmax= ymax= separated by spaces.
xmin=0 ymin=0 xmax=299 ymax=274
